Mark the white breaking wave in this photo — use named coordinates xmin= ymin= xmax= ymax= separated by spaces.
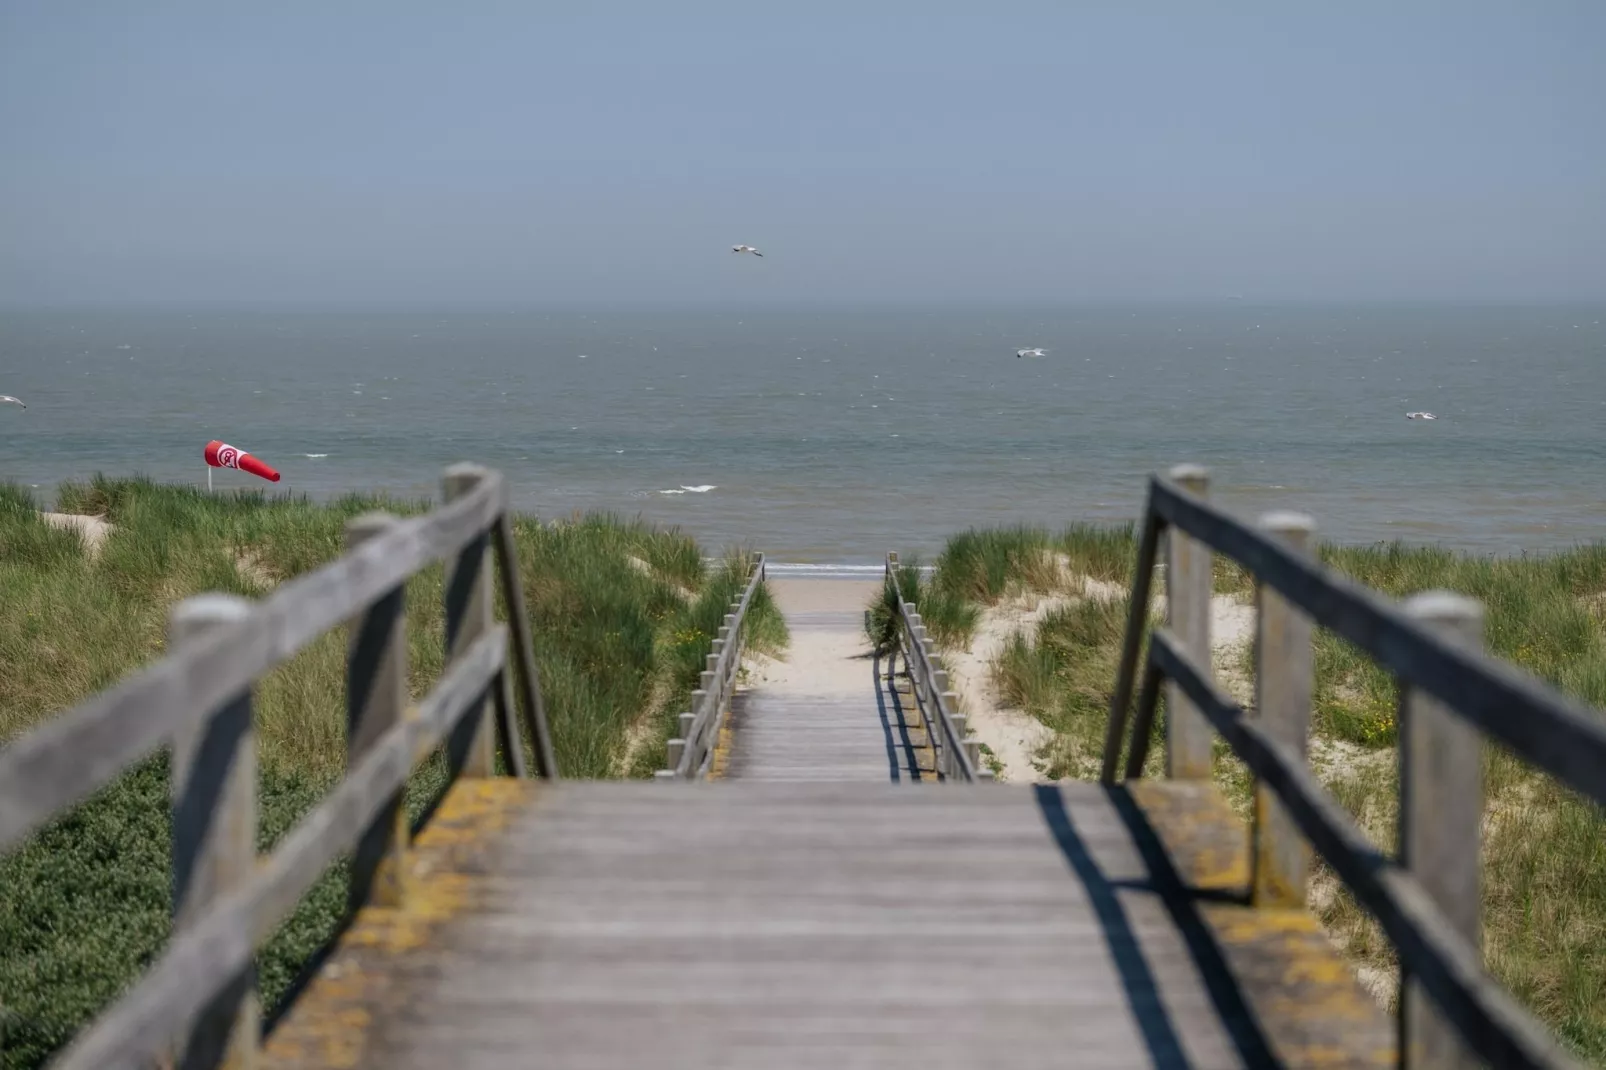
xmin=301 ymin=453 xmax=329 ymax=458
xmin=680 ymin=485 xmax=716 ymax=493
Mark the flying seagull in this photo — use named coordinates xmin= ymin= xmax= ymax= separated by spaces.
xmin=0 ymin=395 xmax=24 ymax=409
xmin=1016 ymin=347 xmax=1047 ymax=359
xmin=1406 ymin=411 xmax=1437 ymax=420
xmin=731 ymin=244 xmax=764 ymax=257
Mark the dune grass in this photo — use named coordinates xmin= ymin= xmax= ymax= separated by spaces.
xmin=0 ymin=476 xmax=784 ymax=1069
xmin=879 ymin=522 xmax=1606 ymax=1063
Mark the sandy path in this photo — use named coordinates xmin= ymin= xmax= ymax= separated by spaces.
xmin=741 ymin=580 xmax=880 ymax=695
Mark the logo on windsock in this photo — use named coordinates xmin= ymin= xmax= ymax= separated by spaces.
xmin=204 ymin=440 xmax=281 ymax=482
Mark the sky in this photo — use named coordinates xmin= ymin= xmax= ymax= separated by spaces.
xmin=2 ymin=2 xmax=1604 ymax=307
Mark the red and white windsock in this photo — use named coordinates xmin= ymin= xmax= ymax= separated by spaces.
xmin=204 ymin=440 xmax=281 ymax=482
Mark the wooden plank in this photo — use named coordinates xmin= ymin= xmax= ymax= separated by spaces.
xmin=1250 ymin=511 xmax=1314 ymax=909
xmin=1102 ymin=508 xmax=1162 ymax=782
xmin=493 ymin=668 xmax=529 ymax=780
xmin=1149 ymin=628 xmax=1581 ymax=1070
xmin=444 ymin=464 xmax=498 ymax=778
xmin=888 ymin=582 xmax=978 ymax=781
xmin=257 ymin=780 xmax=1397 ymax=1070
xmin=1122 ymin=659 xmax=1163 ymax=780
xmin=0 ymin=468 xmax=505 ymax=852
xmin=1164 ymin=464 xmax=1213 ymax=779
xmin=495 ymin=511 xmax=558 ymax=779
xmin=49 ymin=628 xmax=509 ymax=1070
xmin=1399 ymin=592 xmax=1485 ymax=1070
xmin=1149 ymin=473 xmax=1606 ymax=809
xmin=669 ymin=556 xmax=764 ymax=779
xmin=168 ymin=595 xmax=259 ymax=1070
xmin=346 ymin=513 xmax=411 ymax=911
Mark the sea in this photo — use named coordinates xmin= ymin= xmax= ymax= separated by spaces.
xmin=3 ymin=305 xmax=1604 ymax=573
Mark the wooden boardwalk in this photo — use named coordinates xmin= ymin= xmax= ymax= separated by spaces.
xmin=262 ymin=577 xmax=1393 ymax=1069
xmin=264 ymin=777 xmax=1392 ymax=1069
xmin=22 ymin=464 xmax=1596 ymax=1069
xmin=721 ymin=587 xmax=927 ymax=781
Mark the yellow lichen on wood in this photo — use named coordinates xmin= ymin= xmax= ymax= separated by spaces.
xmin=260 ymin=778 xmax=537 ymax=1069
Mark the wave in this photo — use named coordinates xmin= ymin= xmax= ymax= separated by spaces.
xmin=301 ymin=453 xmax=329 ymax=459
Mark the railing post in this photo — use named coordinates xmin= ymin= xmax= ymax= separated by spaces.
xmin=1251 ymin=511 xmax=1315 ymax=908
xmin=1165 ymin=464 xmax=1214 ymax=779
xmin=443 ymin=464 xmax=496 ymax=778
xmin=1399 ymin=592 xmax=1485 ymax=1070
xmin=345 ymin=512 xmax=410 ymax=910
xmin=169 ymin=595 xmax=258 ymax=1070
xmin=494 ymin=512 xmax=558 ymax=779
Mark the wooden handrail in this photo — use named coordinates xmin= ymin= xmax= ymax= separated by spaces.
xmin=1102 ymin=463 xmax=1600 ymax=1070
xmin=0 ymin=464 xmax=554 ymax=1070
xmin=884 ymin=553 xmax=988 ymax=783
xmin=50 ymin=628 xmax=510 ymax=1070
xmin=0 ymin=469 xmax=507 ymax=850
xmin=657 ymin=553 xmax=767 ymax=781
xmin=1142 ymin=630 xmax=1578 ymax=1070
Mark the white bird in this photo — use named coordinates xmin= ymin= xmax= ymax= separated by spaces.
xmin=0 ymin=395 xmax=24 ymax=409
xmin=731 ymin=244 xmax=764 ymax=257
xmin=1016 ymin=347 xmax=1047 ymax=359
xmin=1406 ymin=411 xmax=1437 ymax=420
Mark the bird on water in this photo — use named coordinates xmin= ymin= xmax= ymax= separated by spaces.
xmin=1406 ymin=411 xmax=1437 ymax=420
xmin=1016 ymin=348 xmax=1047 ymax=359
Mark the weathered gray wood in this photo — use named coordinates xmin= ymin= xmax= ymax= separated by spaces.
xmin=664 ymin=555 xmax=766 ymax=779
xmin=345 ymin=513 xmax=411 ymax=912
xmin=1147 ymin=473 xmax=1606 ymax=809
xmin=724 ymin=599 xmax=922 ymax=783
xmin=1122 ymin=660 xmax=1164 ymax=780
xmin=1250 ymin=511 xmax=1314 ymax=909
xmin=1148 ymin=628 xmax=1580 ymax=1070
xmin=168 ymin=594 xmax=258 ymax=1070
xmin=493 ymin=668 xmax=529 ymax=780
xmin=444 ymin=464 xmax=497 ymax=778
xmin=50 ymin=627 xmax=509 ymax=1070
xmin=1102 ymin=508 xmax=1162 ymax=782
xmin=494 ymin=511 xmax=558 ymax=779
xmin=1163 ymin=464 xmax=1213 ymax=780
xmin=264 ymin=779 xmax=1394 ymax=1069
xmin=886 ymin=558 xmax=979 ymax=782
xmin=0 ymin=468 xmax=505 ymax=851
xmin=1399 ymin=592 xmax=1486 ymax=1070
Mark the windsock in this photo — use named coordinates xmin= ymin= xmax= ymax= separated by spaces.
xmin=204 ymin=440 xmax=281 ymax=482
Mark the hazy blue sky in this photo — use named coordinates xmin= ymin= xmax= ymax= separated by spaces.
xmin=3 ymin=3 xmax=1603 ymax=306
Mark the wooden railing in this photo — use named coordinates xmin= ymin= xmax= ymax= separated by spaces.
xmin=0 ymin=463 xmax=556 ymax=1070
xmin=1102 ymin=464 xmax=1606 ymax=1070
xmin=884 ymin=552 xmax=989 ymax=782
xmin=656 ymin=554 xmax=767 ymax=780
